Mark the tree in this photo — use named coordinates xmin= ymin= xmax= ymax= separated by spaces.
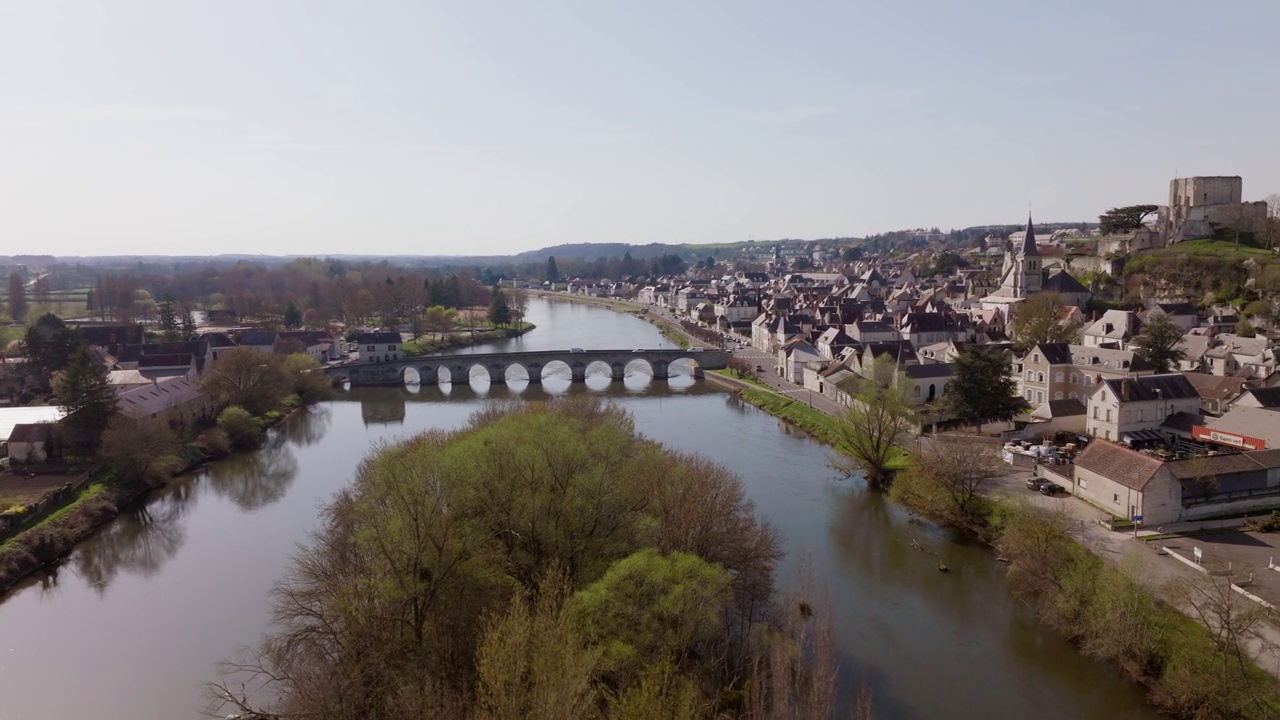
xmin=53 ymin=345 xmax=119 ymax=453
xmin=897 ymin=438 xmax=1006 ymax=526
xmin=1009 ymin=292 xmax=1084 ymax=351
xmin=22 ymin=313 xmax=81 ymax=389
xmin=831 ymin=357 xmax=916 ymax=490
xmin=180 ymin=305 xmax=197 ymax=339
xmin=201 ymin=347 xmax=290 ymax=416
xmin=1099 ymin=204 xmax=1159 ymax=235
xmin=7 ymin=272 xmax=27 ymax=323
xmin=940 ymin=346 xmax=1024 ymax=433
xmin=487 ymin=285 xmax=511 ymax=327
xmin=102 ymin=415 xmax=181 ymax=485
xmin=217 ymin=405 xmax=264 ymax=450
xmin=508 ymin=288 xmax=530 ymax=329
xmin=157 ymin=297 xmax=179 ymax=341
xmin=1130 ymin=312 xmax=1185 ymax=374
xmin=282 ymin=301 xmax=303 ymax=329
xmin=206 ymin=399 xmax=789 ymax=719
xmin=545 ymin=256 xmax=560 ymax=283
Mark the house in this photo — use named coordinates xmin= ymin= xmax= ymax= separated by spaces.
xmin=1233 ymin=387 xmax=1280 ymax=411
xmin=1016 ymin=343 xmax=1154 ymax=406
xmin=1023 ymin=398 xmax=1088 ymax=438
xmin=204 ymin=309 xmax=239 ymax=326
xmin=1197 ymin=407 xmax=1280 ymax=451
xmin=897 ymin=312 xmax=971 ymax=347
xmin=0 ymin=406 xmax=68 ymax=448
xmin=6 ymin=423 xmax=56 ymax=464
xmin=1070 ymin=441 xmax=1280 ymax=525
xmin=1082 ymin=310 xmax=1141 ymax=349
xmin=814 ymin=327 xmax=856 ymax=360
xmin=777 ymin=339 xmax=825 ymax=384
xmin=237 ymin=330 xmax=281 ymax=355
xmin=901 ymin=363 xmax=952 ymax=405
xmin=1143 ymin=302 xmax=1199 ymax=331
xmin=1085 ymin=374 xmax=1201 ymax=444
xmin=116 ymin=377 xmax=216 ymax=433
xmin=848 ymin=319 xmax=900 ymax=344
xmin=1202 ymin=334 xmax=1275 ymax=379
xmin=358 ymin=331 xmax=402 ymax=363
xmin=1180 ymin=372 xmax=1248 ymax=416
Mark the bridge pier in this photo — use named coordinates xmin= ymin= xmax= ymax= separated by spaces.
xmin=611 ymin=362 xmax=625 ymax=381
xmin=487 ymin=365 xmax=507 ymax=384
xmin=570 ymin=362 xmax=587 ymax=382
xmin=651 ymin=360 xmax=669 ymax=380
xmin=448 ymin=365 xmax=469 ymax=384
xmin=526 ymin=363 xmax=542 ymax=384
xmin=417 ymin=366 xmax=438 ymax=385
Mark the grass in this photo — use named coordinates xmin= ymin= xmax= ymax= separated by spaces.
xmin=402 ymin=322 xmax=535 ymax=357
xmin=1163 ymin=238 xmax=1274 ymax=259
xmin=706 ymin=368 xmax=770 ymax=389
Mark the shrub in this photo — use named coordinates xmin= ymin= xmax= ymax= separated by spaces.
xmin=194 ymin=428 xmax=233 ymax=459
xmin=218 ymin=406 xmax=263 ymax=450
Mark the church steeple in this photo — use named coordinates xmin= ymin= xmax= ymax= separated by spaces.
xmin=1020 ymin=214 xmax=1038 ymax=257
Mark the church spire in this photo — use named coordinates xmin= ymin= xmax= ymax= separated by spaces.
xmin=1020 ymin=213 xmax=1038 ymax=257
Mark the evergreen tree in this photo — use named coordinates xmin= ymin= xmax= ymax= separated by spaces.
xmin=940 ymin=347 xmax=1025 ymax=433
xmin=487 ymin=285 xmax=511 ymax=327
xmin=158 ymin=297 xmax=179 ymax=341
xmin=23 ymin=313 xmax=81 ymax=389
xmin=53 ymin=345 xmax=119 ymax=453
xmin=283 ymin=301 xmax=303 ymax=329
xmin=1131 ymin=313 xmax=1186 ymax=373
xmin=545 ymin=255 xmax=560 ymax=282
xmin=181 ymin=306 xmax=197 ymax=338
xmin=7 ymin=271 xmax=27 ymax=323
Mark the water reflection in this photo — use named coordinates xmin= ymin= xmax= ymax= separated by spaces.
xmin=73 ymin=498 xmax=190 ymax=594
xmin=275 ymin=405 xmax=333 ymax=447
xmin=203 ymin=431 xmax=300 ymax=512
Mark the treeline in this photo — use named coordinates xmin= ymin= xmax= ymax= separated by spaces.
xmin=75 ymin=259 xmax=493 ymax=327
xmin=209 ymin=399 xmax=851 ymax=720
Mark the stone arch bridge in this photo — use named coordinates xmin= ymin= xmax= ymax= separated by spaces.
xmin=325 ymin=348 xmax=730 ymax=387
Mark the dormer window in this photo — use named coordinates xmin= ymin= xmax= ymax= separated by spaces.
xmin=1032 ymin=353 xmax=1040 ymax=363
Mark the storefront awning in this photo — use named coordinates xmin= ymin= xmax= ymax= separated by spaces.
xmin=1121 ymin=429 xmax=1164 ymax=445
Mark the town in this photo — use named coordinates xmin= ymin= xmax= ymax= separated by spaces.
xmin=2 ymin=173 xmax=1280 ymax=719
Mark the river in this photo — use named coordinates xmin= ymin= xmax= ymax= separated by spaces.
xmin=0 ymin=297 xmax=1163 ymax=719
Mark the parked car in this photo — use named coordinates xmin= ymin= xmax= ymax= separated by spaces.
xmin=1026 ymin=477 xmax=1048 ymax=491
xmin=755 ymin=364 xmax=765 ymax=372
xmin=1038 ymin=482 xmax=1064 ymax=496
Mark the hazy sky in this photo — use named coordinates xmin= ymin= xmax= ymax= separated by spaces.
xmin=3 ymin=1 xmax=1278 ymax=257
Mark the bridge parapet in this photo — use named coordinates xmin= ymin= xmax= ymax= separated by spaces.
xmin=325 ymin=348 xmax=728 ymax=387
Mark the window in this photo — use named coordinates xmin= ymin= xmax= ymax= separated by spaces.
xmin=1105 ymin=409 xmax=1112 ymax=422
xmin=1085 ymin=376 xmax=1094 ymax=386
xmin=1137 ymin=409 xmax=1144 ymax=422
xmin=387 ymin=344 xmax=396 ymax=350
xmin=1054 ymin=392 xmax=1063 ymax=400
xmin=913 ymin=385 xmax=921 ymax=397
xmin=1026 ymin=389 xmax=1034 ymax=401
xmin=367 ymin=345 xmax=375 ymax=351
xmin=1032 ymin=353 xmax=1040 ymax=363
xmin=1113 ymin=493 xmax=1119 ymax=504
xmin=1078 ymin=478 xmax=1087 ymax=489
xmin=1069 ymin=372 xmax=1078 ymax=385
xmin=1025 ymin=370 xmax=1034 ymax=381
xmin=1069 ymin=392 xmax=1078 ymax=400
xmin=1055 ymin=372 xmax=1064 ymax=383
xmin=1036 ymin=390 xmax=1044 ymax=404
xmin=1093 ymin=406 xmax=1098 ymax=419
xmin=1037 ymin=372 xmax=1045 ymax=383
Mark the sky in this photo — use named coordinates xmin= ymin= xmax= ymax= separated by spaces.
xmin=2 ymin=1 xmax=1279 ymax=257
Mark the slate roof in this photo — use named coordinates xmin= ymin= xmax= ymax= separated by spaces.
xmin=1165 ymin=452 xmax=1277 ymax=481
xmin=1241 ymin=387 xmax=1280 ymax=408
xmin=7 ymin=423 xmax=54 ymax=443
xmin=117 ymin=378 xmax=205 ymax=420
xmin=1160 ymin=411 xmax=1204 ymax=433
xmin=358 ymin=331 xmax=403 ymax=345
xmin=903 ymin=363 xmax=953 ymax=379
xmin=239 ymin=331 xmax=281 ymax=347
xmin=1100 ymin=374 xmax=1199 ymax=402
xmin=1073 ymin=441 xmax=1165 ymax=490
xmin=1035 ymin=399 xmax=1087 ymax=418
xmin=1042 ymin=268 xmax=1088 ymax=294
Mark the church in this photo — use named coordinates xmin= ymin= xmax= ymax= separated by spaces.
xmin=978 ymin=215 xmax=1089 ymax=320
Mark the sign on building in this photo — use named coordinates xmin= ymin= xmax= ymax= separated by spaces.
xmin=1191 ymin=425 xmax=1266 ymax=450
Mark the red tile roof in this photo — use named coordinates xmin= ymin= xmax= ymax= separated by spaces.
xmin=1074 ymin=441 xmax=1165 ymax=491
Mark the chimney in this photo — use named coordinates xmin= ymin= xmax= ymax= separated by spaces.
xmin=1121 ymin=379 xmax=1131 ymax=401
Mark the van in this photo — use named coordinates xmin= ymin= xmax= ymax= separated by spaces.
xmin=570 ymin=348 xmax=585 ymax=353
xmin=687 ymin=347 xmax=703 ymax=353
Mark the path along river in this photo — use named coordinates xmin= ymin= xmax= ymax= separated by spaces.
xmin=0 ymin=298 xmax=1164 ymax=719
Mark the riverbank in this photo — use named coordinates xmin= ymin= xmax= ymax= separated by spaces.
xmin=531 ymin=291 xmax=705 ymax=349
xmin=0 ymin=404 xmax=307 ymax=597
xmin=582 ymin=293 xmax=1280 ymax=718
xmin=401 ymin=322 xmax=535 ymax=356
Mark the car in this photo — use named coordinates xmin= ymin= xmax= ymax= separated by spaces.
xmin=1038 ymin=482 xmax=1064 ymax=496
xmin=570 ymin=348 xmax=585 ymax=353
xmin=1026 ymin=477 xmax=1048 ymax=491
xmin=632 ymin=348 xmax=645 ymax=352
xmin=755 ymin=364 xmax=765 ymax=372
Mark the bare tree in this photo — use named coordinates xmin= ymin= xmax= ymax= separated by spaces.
xmin=830 ymin=357 xmax=917 ymax=490
xmin=916 ymin=438 xmax=1006 ymax=522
